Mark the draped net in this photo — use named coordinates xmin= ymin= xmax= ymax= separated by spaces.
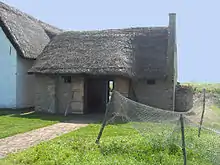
xmin=96 ymin=91 xmax=220 ymax=165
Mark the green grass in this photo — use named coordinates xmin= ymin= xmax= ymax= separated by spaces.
xmin=182 ymin=82 xmax=220 ymax=94
xmin=182 ymin=82 xmax=220 ymax=114
xmin=1 ymin=123 xmax=219 ymax=165
xmin=0 ymin=110 xmax=71 ymax=139
xmin=210 ymin=105 xmax=220 ymax=115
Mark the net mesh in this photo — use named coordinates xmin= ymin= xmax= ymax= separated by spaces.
xmin=96 ymin=90 xmax=220 ymax=165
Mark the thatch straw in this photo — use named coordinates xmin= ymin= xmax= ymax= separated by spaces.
xmin=29 ymin=27 xmax=168 ymax=79
xmin=0 ymin=2 xmax=63 ymax=59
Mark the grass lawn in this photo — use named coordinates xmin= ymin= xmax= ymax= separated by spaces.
xmin=183 ymin=82 xmax=220 ymax=122
xmin=1 ymin=83 xmax=220 ymax=164
xmin=0 ymin=109 xmax=71 ymax=139
xmin=1 ymin=123 xmax=219 ymax=165
xmin=182 ymin=82 xmax=220 ymax=94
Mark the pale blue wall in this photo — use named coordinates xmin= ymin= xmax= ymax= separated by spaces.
xmin=16 ymin=56 xmax=35 ymax=108
xmin=0 ymin=27 xmax=17 ymax=108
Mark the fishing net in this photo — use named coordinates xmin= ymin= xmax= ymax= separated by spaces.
xmin=96 ymin=91 xmax=220 ymax=164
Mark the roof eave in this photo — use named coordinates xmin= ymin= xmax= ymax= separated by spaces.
xmin=0 ymin=22 xmax=37 ymax=59
xmin=0 ymin=19 xmax=27 ymax=58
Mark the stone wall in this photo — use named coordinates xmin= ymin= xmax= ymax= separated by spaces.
xmin=35 ymin=75 xmax=56 ymax=113
xmin=132 ymin=79 xmax=174 ymax=110
xmin=175 ymin=85 xmax=193 ymax=112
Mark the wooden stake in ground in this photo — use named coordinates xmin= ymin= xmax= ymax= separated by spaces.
xmin=198 ymin=88 xmax=206 ymax=137
xmin=95 ymin=103 xmax=111 ymax=144
xmin=180 ymin=114 xmax=187 ymax=165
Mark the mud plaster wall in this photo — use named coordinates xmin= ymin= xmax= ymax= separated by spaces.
xmin=35 ymin=75 xmax=84 ymax=114
xmin=114 ymin=77 xmax=130 ymax=97
xmin=132 ymin=79 xmax=174 ymax=110
xmin=175 ymin=85 xmax=193 ymax=112
xmin=35 ymin=75 xmax=55 ymax=113
xmin=57 ymin=76 xmax=84 ymax=114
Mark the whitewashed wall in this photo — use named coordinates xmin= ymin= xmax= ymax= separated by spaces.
xmin=16 ymin=56 xmax=35 ymax=108
xmin=0 ymin=27 xmax=35 ymax=109
xmin=0 ymin=27 xmax=17 ymax=108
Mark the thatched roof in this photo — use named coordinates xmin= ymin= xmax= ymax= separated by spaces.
xmin=0 ymin=2 xmax=63 ymax=59
xmin=30 ymin=27 xmax=169 ymax=79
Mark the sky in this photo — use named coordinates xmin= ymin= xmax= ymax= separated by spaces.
xmin=1 ymin=0 xmax=220 ymax=83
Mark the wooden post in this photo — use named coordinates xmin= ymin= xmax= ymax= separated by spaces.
xmin=95 ymin=91 xmax=116 ymax=144
xmin=95 ymin=103 xmax=110 ymax=144
xmin=180 ymin=114 xmax=187 ymax=165
xmin=54 ymin=76 xmax=59 ymax=113
xmin=168 ymin=13 xmax=177 ymax=112
xmin=198 ymin=88 xmax=206 ymax=137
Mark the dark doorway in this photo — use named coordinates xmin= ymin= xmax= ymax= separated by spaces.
xmin=84 ymin=78 xmax=109 ymax=113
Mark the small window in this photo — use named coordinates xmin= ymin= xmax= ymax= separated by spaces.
xmin=9 ymin=46 xmax=12 ymax=55
xmin=147 ymin=79 xmax=155 ymax=85
xmin=63 ymin=76 xmax=71 ymax=83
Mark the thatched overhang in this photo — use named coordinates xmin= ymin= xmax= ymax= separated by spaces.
xmin=29 ymin=27 xmax=169 ymax=79
xmin=0 ymin=2 xmax=63 ymax=59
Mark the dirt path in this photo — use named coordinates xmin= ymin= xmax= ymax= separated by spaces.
xmin=0 ymin=122 xmax=88 ymax=158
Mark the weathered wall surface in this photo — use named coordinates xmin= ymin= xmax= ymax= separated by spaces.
xmin=131 ymin=80 xmax=193 ymax=112
xmin=70 ymin=77 xmax=84 ymax=114
xmin=175 ymin=85 xmax=193 ymax=112
xmin=132 ymin=80 xmax=174 ymax=110
xmin=34 ymin=74 xmax=193 ymax=114
xmin=0 ymin=27 xmax=17 ymax=108
xmin=35 ymin=75 xmax=84 ymax=114
xmin=57 ymin=76 xmax=84 ymax=114
xmin=35 ymin=75 xmax=55 ymax=113
xmin=16 ymin=56 xmax=35 ymax=108
xmin=114 ymin=77 xmax=130 ymax=97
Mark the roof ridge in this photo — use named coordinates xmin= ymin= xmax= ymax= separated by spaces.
xmin=0 ymin=2 xmax=37 ymax=23
xmin=0 ymin=1 xmax=62 ymax=33
xmin=60 ymin=26 xmax=168 ymax=38
xmin=66 ymin=26 xmax=168 ymax=33
xmin=0 ymin=1 xmax=63 ymax=58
